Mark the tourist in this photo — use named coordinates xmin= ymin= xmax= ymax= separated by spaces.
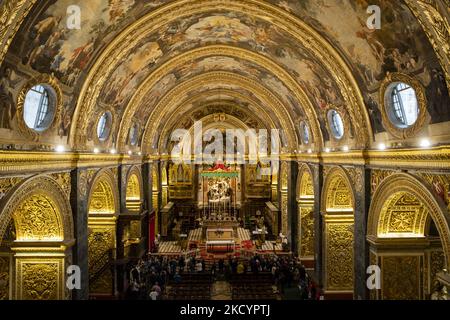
xmin=237 ymin=261 xmax=245 ymax=274
xmin=195 ymin=260 xmax=203 ymax=273
xmin=149 ymin=289 xmax=158 ymax=301
xmin=174 ymin=272 xmax=182 ymax=284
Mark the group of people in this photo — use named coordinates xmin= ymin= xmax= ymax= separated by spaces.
xmin=125 ymin=253 xmax=323 ymax=300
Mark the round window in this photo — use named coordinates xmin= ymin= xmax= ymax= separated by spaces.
xmin=300 ymin=121 xmax=310 ymax=144
xmin=328 ymin=110 xmax=344 ymax=140
xmin=97 ymin=112 xmax=112 ymax=142
xmin=129 ymin=123 xmax=139 ymax=146
xmin=386 ymin=82 xmax=419 ymax=128
xmin=23 ymin=84 xmax=56 ymax=132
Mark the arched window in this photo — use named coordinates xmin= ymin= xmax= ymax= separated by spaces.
xmin=328 ymin=110 xmax=344 ymax=139
xmin=390 ymin=82 xmax=419 ymax=127
xmin=23 ymin=84 xmax=55 ymax=131
xmin=97 ymin=112 xmax=112 ymax=142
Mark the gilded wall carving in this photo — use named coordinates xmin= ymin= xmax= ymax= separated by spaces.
xmin=0 ymin=177 xmax=24 ymax=200
xmin=298 ymin=166 xmax=314 ymax=198
xmin=326 ymin=178 xmax=352 ymax=210
xmin=168 ymin=163 xmax=194 ymax=199
xmin=371 ymin=170 xmax=396 ymax=195
xmin=21 ymin=263 xmax=59 ymax=300
xmin=79 ymin=169 xmax=98 ymax=197
xmin=325 ymin=222 xmax=354 ymax=291
xmin=0 ymin=256 xmax=10 ymax=300
xmin=417 ymin=172 xmax=450 ymax=212
xmin=281 ymin=192 xmax=288 ymax=235
xmin=368 ymin=173 xmax=450 ymax=271
xmin=89 ymin=180 xmax=115 ymax=214
xmin=382 ymin=256 xmax=421 ymax=300
xmin=14 ymin=194 xmax=62 ymax=241
xmin=299 ymin=206 xmax=314 ymax=258
xmin=88 ymin=228 xmax=115 ymax=294
xmin=50 ymin=172 xmax=71 ymax=198
xmin=345 ymin=167 xmax=363 ymax=193
xmin=126 ymin=173 xmax=141 ymax=200
xmin=377 ymin=192 xmax=428 ymax=237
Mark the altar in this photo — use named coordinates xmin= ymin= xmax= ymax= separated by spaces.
xmin=205 ymin=227 xmax=235 ymax=253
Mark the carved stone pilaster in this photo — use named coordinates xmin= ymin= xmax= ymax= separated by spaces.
xmin=287 ymin=161 xmax=298 ymax=253
xmin=311 ymin=163 xmax=323 ymax=285
xmin=70 ymin=169 xmax=89 ymax=300
xmin=347 ymin=166 xmax=371 ymax=300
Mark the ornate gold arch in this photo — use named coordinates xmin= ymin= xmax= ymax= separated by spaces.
xmin=0 ymin=174 xmax=74 ymax=246
xmin=68 ymin=0 xmax=371 ymax=149
xmin=322 ymin=167 xmax=355 ymax=212
xmin=157 ymin=98 xmax=274 ymax=153
xmin=117 ymin=45 xmax=323 ymax=150
xmin=403 ymin=0 xmax=450 ymax=93
xmin=88 ymin=169 xmax=119 ymax=215
xmin=297 ymin=164 xmax=314 ymax=199
xmin=126 ymin=166 xmax=143 ymax=201
xmin=141 ymin=71 xmax=299 ymax=153
xmin=367 ymin=173 xmax=450 ymax=269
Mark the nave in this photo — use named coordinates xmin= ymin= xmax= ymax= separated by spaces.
xmin=0 ymin=0 xmax=449 ymax=300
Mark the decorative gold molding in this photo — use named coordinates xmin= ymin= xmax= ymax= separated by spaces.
xmin=0 ymin=174 xmax=74 ymax=247
xmin=0 ymin=0 xmax=38 ymax=66
xmin=321 ymin=166 xmax=355 ymax=212
xmin=141 ymin=71 xmax=299 ymax=152
xmin=155 ymin=94 xmax=275 ymax=153
xmin=379 ymin=72 xmax=428 ymax=139
xmin=367 ymin=173 xmax=450 ymax=269
xmin=117 ymin=45 xmax=323 ymax=151
xmin=404 ymin=0 xmax=450 ymax=93
xmin=88 ymin=168 xmax=120 ymax=216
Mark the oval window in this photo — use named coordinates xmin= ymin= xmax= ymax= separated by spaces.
xmin=328 ymin=110 xmax=344 ymax=140
xmin=129 ymin=123 xmax=138 ymax=146
xmin=300 ymin=121 xmax=310 ymax=144
xmin=387 ymin=82 xmax=419 ymax=128
xmin=23 ymin=84 xmax=56 ymax=132
xmin=97 ymin=112 xmax=112 ymax=142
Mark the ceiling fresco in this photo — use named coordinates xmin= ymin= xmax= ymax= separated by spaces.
xmin=1 ymin=0 xmax=449 ymax=151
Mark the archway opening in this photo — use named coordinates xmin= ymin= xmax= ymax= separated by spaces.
xmin=322 ymin=170 xmax=354 ymax=299
xmin=87 ymin=174 xmax=117 ymax=297
xmin=126 ymin=173 xmax=142 ymax=212
xmin=0 ymin=177 xmax=73 ymax=300
xmin=297 ymin=166 xmax=315 ymax=268
xmin=369 ymin=186 xmax=446 ymax=300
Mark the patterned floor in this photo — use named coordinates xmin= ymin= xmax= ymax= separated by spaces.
xmin=158 ymin=241 xmax=181 ymax=254
xmin=158 ymin=228 xmax=283 ymax=255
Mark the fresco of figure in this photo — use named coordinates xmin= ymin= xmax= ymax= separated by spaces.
xmin=0 ymin=67 xmax=16 ymax=130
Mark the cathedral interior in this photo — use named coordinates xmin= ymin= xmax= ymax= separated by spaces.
xmin=0 ymin=0 xmax=449 ymax=301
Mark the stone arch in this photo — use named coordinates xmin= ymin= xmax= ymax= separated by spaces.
xmin=0 ymin=174 xmax=74 ymax=247
xmin=296 ymin=164 xmax=315 ymax=261
xmin=88 ymin=169 xmax=119 ymax=215
xmin=0 ymin=174 xmax=74 ymax=300
xmin=367 ymin=173 xmax=450 ymax=267
xmin=321 ymin=166 xmax=355 ymax=296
